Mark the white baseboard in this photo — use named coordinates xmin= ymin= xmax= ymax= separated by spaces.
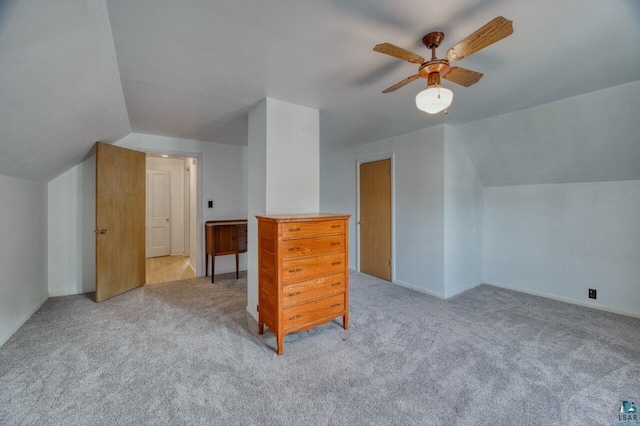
xmin=49 ymin=289 xmax=87 ymax=297
xmin=0 ymin=293 xmax=49 ymax=348
xmin=485 ymin=281 xmax=640 ymax=319
xmin=392 ymin=279 xmax=445 ymax=299
xmin=444 ymin=281 xmax=483 ymax=299
xmin=246 ymin=305 xmax=258 ymax=321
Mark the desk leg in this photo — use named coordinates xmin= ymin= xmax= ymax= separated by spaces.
xmin=235 ymin=252 xmax=239 ymax=279
xmin=205 ymin=254 xmax=208 ymax=277
xmin=211 ymin=254 xmax=215 ymax=283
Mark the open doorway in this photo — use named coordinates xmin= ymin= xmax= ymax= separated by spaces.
xmin=145 ymin=154 xmax=198 ymax=284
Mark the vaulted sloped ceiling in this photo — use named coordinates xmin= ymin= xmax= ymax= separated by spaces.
xmin=0 ymin=0 xmax=130 ymax=181
xmin=456 ymin=80 xmax=640 ymax=186
xmin=1 ymin=0 xmax=639 ymax=184
xmin=105 ymin=0 xmax=640 ymax=157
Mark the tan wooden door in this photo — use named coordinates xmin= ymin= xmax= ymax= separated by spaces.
xmin=359 ymin=159 xmax=391 ymax=281
xmin=95 ymin=142 xmax=146 ymax=302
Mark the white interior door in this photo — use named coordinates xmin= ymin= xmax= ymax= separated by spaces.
xmin=146 ymin=169 xmax=171 ymax=258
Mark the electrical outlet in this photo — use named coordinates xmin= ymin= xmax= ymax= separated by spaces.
xmin=207 ymin=200 xmax=214 ymax=209
xmin=588 ymin=289 xmax=597 ymax=299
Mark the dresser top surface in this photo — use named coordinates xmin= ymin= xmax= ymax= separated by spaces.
xmin=256 ymin=213 xmax=350 ymax=223
xmin=205 ymin=219 xmax=247 ymax=227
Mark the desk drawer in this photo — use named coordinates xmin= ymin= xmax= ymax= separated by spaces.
xmin=281 ymin=235 xmax=344 ymax=260
xmin=282 ymin=253 xmax=345 ymax=284
xmin=283 ymin=293 xmax=345 ymax=331
xmin=282 ymin=220 xmax=345 ymax=239
xmin=283 ymin=274 xmax=345 ymax=308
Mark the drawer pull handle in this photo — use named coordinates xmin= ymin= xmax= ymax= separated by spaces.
xmin=331 ymin=261 xmax=342 ymax=266
xmin=331 ymin=283 xmax=340 ymax=287
xmin=331 ymin=225 xmax=341 ymax=228
xmin=331 ymin=303 xmax=342 ymax=308
xmin=289 ymin=227 xmax=301 ymax=231
xmin=289 ymin=314 xmax=302 ymax=320
xmin=289 ymin=291 xmax=302 ymax=296
xmin=289 ymin=268 xmax=302 ymax=273
xmin=288 ymin=247 xmax=301 ymax=251
xmin=330 ymin=242 xmax=340 ymax=246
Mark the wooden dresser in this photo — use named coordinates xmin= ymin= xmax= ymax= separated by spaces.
xmin=257 ymin=213 xmax=350 ymax=355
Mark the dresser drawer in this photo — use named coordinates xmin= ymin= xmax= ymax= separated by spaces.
xmin=283 ymin=273 xmax=345 ymax=308
xmin=282 ymin=220 xmax=346 ymax=239
xmin=281 ymin=235 xmax=344 ymax=260
xmin=283 ymin=293 xmax=345 ymax=331
xmin=282 ymin=253 xmax=345 ymax=284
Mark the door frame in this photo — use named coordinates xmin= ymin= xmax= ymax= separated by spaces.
xmin=355 ymin=153 xmax=395 ymax=281
xmin=139 ymin=148 xmax=204 ymax=277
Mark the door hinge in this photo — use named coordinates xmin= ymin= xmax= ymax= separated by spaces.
xmin=389 ymin=259 xmax=392 ymax=266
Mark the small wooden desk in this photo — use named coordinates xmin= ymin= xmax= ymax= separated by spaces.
xmin=205 ymin=220 xmax=247 ymax=283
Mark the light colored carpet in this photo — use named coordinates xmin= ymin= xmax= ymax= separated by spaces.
xmin=1 ymin=272 xmax=639 ymax=425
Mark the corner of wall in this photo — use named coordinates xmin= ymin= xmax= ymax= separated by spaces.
xmin=443 ymin=125 xmax=484 ymax=298
xmin=0 ymin=175 xmax=50 ymax=348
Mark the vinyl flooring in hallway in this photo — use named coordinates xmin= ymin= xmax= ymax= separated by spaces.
xmin=145 ymin=255 xmax=196 ymax=284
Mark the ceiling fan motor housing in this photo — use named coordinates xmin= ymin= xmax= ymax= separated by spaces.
xmin=422 ymin=31 xmax=445 ymax=49
xmin=419 ymin=61 xmax=450 ymax=83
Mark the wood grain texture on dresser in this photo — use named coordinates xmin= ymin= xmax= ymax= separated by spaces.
xmin=257 ymin=213 xmax=350 ymax=355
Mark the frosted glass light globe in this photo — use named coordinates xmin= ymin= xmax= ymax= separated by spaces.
xmin=415 ymin=85 xmax=453 ymax=114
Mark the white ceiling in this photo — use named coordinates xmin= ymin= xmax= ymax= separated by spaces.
xmin=456 ymin=80 xmax=640 ymax=186
xmin=0 ymin=0 xmax=130 ymax=180
xmin=0 ymin=0 xmax=639 ymax=182
xmin=106 ymin=0 xmax=640 ymax=155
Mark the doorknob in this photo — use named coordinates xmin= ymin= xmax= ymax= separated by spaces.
xmin=99 ymin=229 xmax=109 ymax=234
xmin=358 ymin=221 xmax=365 ymax=225
xmin=166 ymin=217 xmax=170 ymax=221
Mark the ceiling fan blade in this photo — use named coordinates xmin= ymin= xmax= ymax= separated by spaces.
xmin=443 ymin=67 xmax=483 ymax=87
xmin=446 ymin=16 xmax=513 ymax=61
xmin=382 ymin=74 xmax=421 ymax=93
xmin=374 ymin=43 xmax=425 ymax=64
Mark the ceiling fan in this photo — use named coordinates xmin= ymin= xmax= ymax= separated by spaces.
xmin=373 ymin=16 xmax=513 ymax=114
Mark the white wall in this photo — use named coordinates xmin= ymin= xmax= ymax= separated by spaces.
xmin=47 ymin=134 xmax=247 ymax=296
xmin=265 ymin=98 xmax=320 ymax=214
xmin=247 ymin=98 xmax=320 ymax=318
xmin=443 ymin=126 xmax=484 ymax=298
xmin=0 ymin=175 xmax=48 ymax=347
xmin=320 ymin=124 xmax=484 ymax=299
xmin=48 ymin=156 xmax=95 ymax=296
xmin=146 ymin=156 xmax=185 ymax=255
xmin=247 ymin=99 xmax=267 ymax=318
xmin=483 ymin=180 xmax=640 ymax=317
xmin=320 ymin=126 xmax=446 ymax=297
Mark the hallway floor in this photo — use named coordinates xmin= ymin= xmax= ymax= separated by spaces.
xmin=145 ymin=255 xmax=196 ymax=284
